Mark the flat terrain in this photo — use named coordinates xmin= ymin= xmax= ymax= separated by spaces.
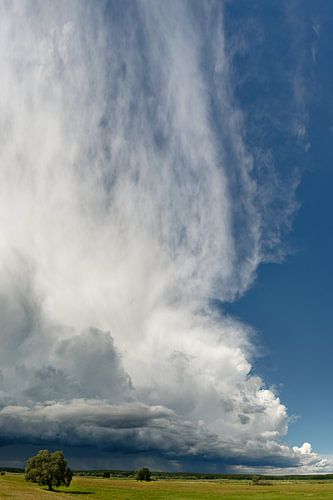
xmin=2 ymin=473 xmax=333 ymax=499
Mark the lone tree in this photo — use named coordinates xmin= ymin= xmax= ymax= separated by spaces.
xmin=25 ymin=450 xmax=73 ymax=491
xmin=136 ymin=467 xmax=151 ymax=482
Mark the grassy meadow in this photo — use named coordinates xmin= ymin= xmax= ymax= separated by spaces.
xmin=2 ymin=473 xmax=333 ymax=499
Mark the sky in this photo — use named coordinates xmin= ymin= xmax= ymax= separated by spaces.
xmin=225 ymin=0 xmax=333 ymax=459
xmin=0 ymin=0 xmax=332 ymax=473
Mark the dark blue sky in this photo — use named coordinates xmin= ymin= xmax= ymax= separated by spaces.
xmin=225 ymin=0 xmax=333 ymax=455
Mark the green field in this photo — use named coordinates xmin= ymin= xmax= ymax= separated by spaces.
xmin=1 ymin=474 xmax=333 ymax=499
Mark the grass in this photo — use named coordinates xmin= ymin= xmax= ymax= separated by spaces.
xmin=2 ymin=474 xmax=333 ymax=499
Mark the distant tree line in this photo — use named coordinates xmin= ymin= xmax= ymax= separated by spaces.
xmin=3 ymin=461 xmax=333 ymax=483
xmin=73 ymin=470 xmax=333 ymax=481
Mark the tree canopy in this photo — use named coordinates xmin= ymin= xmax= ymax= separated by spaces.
xmin=136 ymin=467 xmax=151 ymax=481
xmin=25 ymin=450 xmax=73 ymax=491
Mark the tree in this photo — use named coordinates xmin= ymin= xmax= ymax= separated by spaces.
xmin=136 ymin=467 xmax=151 ymax=482
xmin=25 ymin=450 xmax=73 ymax=491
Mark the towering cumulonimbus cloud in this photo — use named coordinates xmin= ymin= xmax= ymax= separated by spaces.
xmin=0 ymin=0 xmax=326 ymax=471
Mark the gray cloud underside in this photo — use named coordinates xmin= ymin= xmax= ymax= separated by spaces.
xmin=0 ymin=399 xmax=324 ymax=470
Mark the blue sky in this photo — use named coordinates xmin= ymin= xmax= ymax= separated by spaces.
xmin=225 ymin=0 xmax=333 ymax=455
xmin=0 ymin=0 xmax=332 ymax=473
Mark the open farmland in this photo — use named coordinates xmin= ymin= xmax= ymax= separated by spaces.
xmin=2 ymin=474 xmax=333 ymax=499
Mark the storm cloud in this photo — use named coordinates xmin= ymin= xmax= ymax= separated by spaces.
xmin=0 ymin=0 xmax=325 ymax=471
